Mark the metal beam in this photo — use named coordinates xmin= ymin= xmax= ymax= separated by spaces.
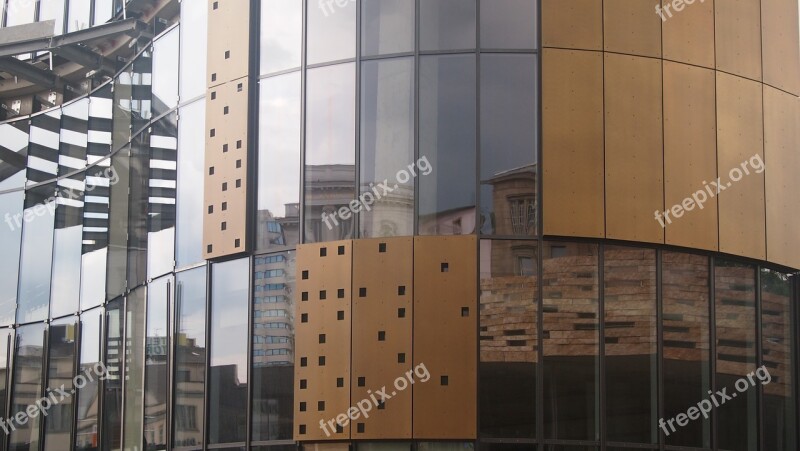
xmin=52 ymin=45 xmax=118 ymax=76
xmin=51 ymin=18 xmax=149 ymax=47
xmin=0 ymin=57 xmax=58 ymax=88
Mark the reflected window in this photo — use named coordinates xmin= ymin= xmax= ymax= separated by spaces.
xmin=360 ymin=56 xmax=414 ymax=238
xmin=304 ymin=63 xmax=356 ymax=243
xmin=257 ymin=73 xmax=301 ymax=251
xmin=362 ymin=0 xmax=414 ymax=56
xmin=419 ymin=54 xmax=476 ymax=235
xmin=420 ymin=0 xmax=476 ymax=51
xmin=307 ymin=0 xmax=356 ymax=65
xmin=176 ymin=100 xmax=206 ymax=268
xmin=10 ymin=323 xmax=45 ymax=451
xmin=145 ymin=276 xmax=171 ymax=450
xmin=17 ymin=183 xmax=57 ymax=324
xmin=44 ymin=317 xmax=77 ymax=451
xmin=480 ymin=0 xmax=537 ymax=49
xmin=260 ymin=0 xmax=302 ymax=74
xmin=152 ymin=29 xmax=180 ymax=117
xmin=76 ymin=309 xmax=102 ymax=451
xmin=147 ymin=113 xmax=178 ymax=279
xmin=542 ymin=242 xmax=599 ymax=440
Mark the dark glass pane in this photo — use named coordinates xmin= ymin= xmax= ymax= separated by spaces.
xmin=148 ymin=113 xmax=178 ymax=278
xmin=761 ymin=268 xmax=797 ymax=451
xmin=542 ymin=242 xmax=599 ymax=440
xmin=176 ymin=100 xmax=206 ymax=268
xmin=131 ymin=50 xmax=153 ymax=133
xmin=76 ymin=308 xmax=102 ymax=451
xmin=0 ymin=120 xmax=30 ymax=191
xmin=124 ymin=287 xmax=146 ymax=451
xmin=479 ymin=54 xmax=536 ymax=236
xmin=480 ymin=0 xmax=537 ymax=49
xmin=662 ymin=251 xmax=710 ymax=448
xmin=479 ymin=239 xmax=537 ymax=438
xmin=304 ymin=63 xmax=356 ymax=243
xmin=420 ymin=0 xmax=476 ymax=51
xmin=27 ymin=110 xmax=61 ymax=186
xmin=173 ymin=267 xmax=207 ymax=448
xmin=252 ymin=251 xmax=296 ymax=441
xmin=603 ymin=246 xmax=657 ymax=444
xmin=179 ymin=0 xmax=208 ymax=100
xmin=307 ymin=0 xmax=356 ymax=65
xmin=0 ymin=190 xmax=24 ymax=326
xmin=127 ymin=130 xmax=150 ymax=288
xmin=106 ymin=148 xmax=130 ymax=301
xmin=145 ymin=276 xmax=171 ymax=450
xmin=44 ymin=317 xmax=78 ymax=451
xmin=80 ymin=162 xmax=114 ymax=310
xmin=260 ymin=0 xmax=302 ymax=74
xmin=9 ymin=323 xmax=45 ymax=451
xmin=67 ymin=0 xmax=92 ymax=32
xmin=419 ymin=54 xmax=476 ymax=235
xmin=103 ymin=299 xmax=124 ymax=451
xmin=359 ymin=56 xmax=414 ymax=238
xmin=0 ymin=329 xmax=11 ymax=451
xmin=17 ymin=183 xmax=57 ymax=324
xmin=362 ymin=0 xmax=414 ymax=56
xmin=257 ymin=73 xmax=301 ymax=251
xmin=152 ymin=28 xmax=179 ymax=117
xmin=714 ymin=260 xmax=757 ymax=451
xmin=209 ymin=258 xmax=249 ymax=444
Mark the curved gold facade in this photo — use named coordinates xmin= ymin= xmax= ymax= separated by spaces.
xmin=542 ymin=0 xmax=800 ymax=270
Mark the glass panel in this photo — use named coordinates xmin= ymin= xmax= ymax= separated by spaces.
xmin=257 ymin=73 xmax=301 ymax=251
xmin=113 ymin=71 xmax=132 ymax=153
xmin=75 ymin=308 xmax=102 ymax=451
xmin=106 ymin=148 xmax=130 ymax=301
xmin=124 ymin=287 xmax=146 ymax=451
xmin=419 ymin=0 xmax=476 ymax=51
xmin=148 ymin=113 xmax=178 ymax=279
xmin=359 ymin=56 xmax=414 ymax=238
xmin=179 ymin=0 xmax=208 ymax=101
xmin=0 ymin=329 xmax=11 ymax=451
xmin=714 ymin=260 xmax=757 ymax=451
xmin=304 ymin=63 xmax=356 ymax=243
xmin=145 ymin=276 xmax=171 ymax=450
xmin=542 ymin=242 xmax=599 ymax=440
xmin=176 ymin=100 xmax=205 ymax=268
xmin=127 ymin=130 xmax=150 ymax=289
xmin=67 ymin=0 xmax=92 ymax=32
xmin=17 ymin=183 xmax=57 ymax=324
xmin=479 ymin=54 xmax=536 ymax=236
xmin=761 ymin=268 xmax=796 ymax=451
xmin=6 ymin=0 xmax=36 ymax=26
xmin=0 ymin=190 xmax=24 ymax=326
xmin=209 ymin=258 xmax=249 ymax=444
xmin=44 ymin=317 xmax=78 ymax=451
xmin=479 ymin=239 xmax=537 ymax=438
xmin=357 ymin=444 xmax=412 ymax=451
xmin=38 ymin=0 xmax=65 ymax=35
xmin=49 ymin=173 xmax=84 ymax=318
xmin=260 ymin=0 xmax=302 ymax=75
xmin=131 ymin=49 xmax=153 ymax=133
xmin=307 ymin=0 xmax=356 ymax=65
xmin=252 ymin=251 xmax=296 ymax=441
xmin=0 ymin=121 xmax=30 ymax=191
xmin=662 ymin=251 xmax=710 ymax=448
xmin=419 ymin=54 xmax=476 ymax=235
xmin=152 ymin=28 xmax=179 ymax=117
xmin=93 ymin=0 xmax=113 ymax=25
xmin=361 ymin=0 xmax=414 ymax=56
xmin=480 ymin=0 xmax=537 ymax=49
xmin=9 ymin=323 xmax=45 ymax=451
xmin=27 ymin=110 xmax=61 ymax=185
xmin=603 ymin=246 xmax=657 ymax=444
xmin=103 ymin=298 xmax=124 ymax=451
xmin=80 ymin=162 xmax=113 ymax=310
xmin=173 ymin=267 xmax=207 ymax=448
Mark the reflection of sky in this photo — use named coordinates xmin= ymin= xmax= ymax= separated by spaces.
xmin=152 ymin=29 xmax=180 ymax=111
xmin=179 ymin=0 xmax=207 ymax=100
xmin=17 ymin=197 xmax=57 ymax=323
xmin=306 ymin=63 xmax=356 ymax=166
xmin=260 ymin=0 xmax=302 ymax=74
xmin=258 ymin=73 xmax=300 ymax=216
xmin=176 ymin=101 xmax=205 ymax=266
xmin=307 ymin=0 xmax=356 ymax=64
xmin=177 ymin=268 xmax=207 ymax=345
xmin=211 ymin=259 xmax=249 ymax=382
xmin=80 ymin=310 xmax=102 ymax=364
xmin=50 ymin=225 xmax=82 ymax=317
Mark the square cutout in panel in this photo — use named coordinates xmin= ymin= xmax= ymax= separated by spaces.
xmin=338 ymin=245 xmax=345 ymax=255
xmin=359 ymin=288 xmax=367 ymax=297
xmin=235 ymin=179 xmax=241 ymax=188
xmin=209 ymin=167 xmax=215 ymax=175
xmin=440 ymin=375 xmax=449 ymax=386
xmin=379 ymin=242 xmax=387 ymax=252
xmin=337 ymin=377 xmax=344 ymax=387
xmin=357 ymin=423 xmax=365 ymax=433
xmin=223 ymin=144 xmax=228 ymax=152
xmin=222 ymin=202 xmax=227 ymax=211
xmin=338 ymin=288 xmax=345 ymax=298
xmin=300 ymin=379 xmax=307 ymax=389
xmin=358 ymin=376 xmax=365 ymax=387
xmin=398 ymin=353 xmax=406 ymax=363
xmin=302 ymin=270 xmax=309 ymax=280
xmin=299 ymin=402 xmax=306 ymax=412
xmin=236 ymin=140 xmax=242 ymax=149
xmin=318 ymin=356 xmax=326 ymax=366
xmin=208 ymin=205 xmax=213 ymax=214
xmin=398 ymin=285 xmax=406 ymax=296
xmin=319 ymin=290 xmax=326 ymax=300
xmin=337 ymin=310 xmax=344 ymax=320
xmin=299 ymin=425 xmax=305 ymax=435
xmin=300 ymin=357 xmax=307 ymax=367
xmin=301 ymin=313 xmax=308 ymax=323
xmin=318 ymin=401 xmax=325 ymax=411
xmin=378 ymin=331 xmax=386 ymax=341
xmin=461 ymin=307 xmax=469 ymax=317
xmin=441 ymin=262 xmax=449 ymax=272
xmin=398 ymin=308 xmax=406 ymax=318
xmin=301 ymin=292 xmax=308 ymax=301
xmin=320 ymin=247 xmax=327 ymax=257
xmin=319 ymin=334 xmax=326 ymax=344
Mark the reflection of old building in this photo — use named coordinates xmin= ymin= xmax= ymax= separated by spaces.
xmin=173 ymin=334 xmax=205 ymax=448
xmin=304 ymin=165 xmax=355 ymax=243
xmin=482 ymin=164 xmax=536 ymax=236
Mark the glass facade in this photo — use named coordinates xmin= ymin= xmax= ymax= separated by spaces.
xmin=0 ymin=2 xmax=797 ymax=451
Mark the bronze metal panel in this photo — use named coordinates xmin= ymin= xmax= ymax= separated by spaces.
xmin=203 ymin=78 xmax=250 ymax=259
xmin=716 ymin=72 xmax=766 ymax=260
xmin=542 ymin=49 xmax=605 ymax=238
xmin=663 ymin=61 xmax=719 ymax=251
xmin=761 ymin=0 xmax=800 ymax=95
xmin=603 ymin=0 xmax=661 ymax=58
xmin=294 ymin=241 xmax=353 ymax=441
xmin=542 ymin=0 xmax=602 ymax=50
xmin=764 ymin=87 xmax=800 ymax=269
xmin=604 ymin=53 xmax=664 ymax=244
xmin=661 ymin=0 xmax=715 ymax=68
xmin=412 ymin=235 xmax=477 ymax=439
xmin=715 ymin=0 xmax=762 ymax=81
xmin=351 ymin=237 xmax=414 ymax=439
xmin=206 ymin=0 xmax=250 ymax=87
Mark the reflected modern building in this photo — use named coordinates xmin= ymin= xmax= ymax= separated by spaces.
xmin=0 ymin=1 xmax=798 ymax=451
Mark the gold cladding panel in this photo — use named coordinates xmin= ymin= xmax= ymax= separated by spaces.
xmin=661 ymin=0 xmax=715 ymax=68
xmin=294 ymin=241 xmax=353 ymax=441
xmin=604 ymin=53 xmax=664 ymax=244
xmin=207 ymin=0 xmax=250 ymax=87
xmin=715 ymin=0 xmax=762 ymax=81
xmin=542 ymin=0 xmax=602 ymax=50
xmin=761 ymin=0 xmax=800 ymax=95
xmin=603 ymin=0 xmax=661 ymax=58
xmin=663 ymin=61 xmax=719 ymax=251
xmin=413 ymin=235 xmax=477 ymax=439
xmin=716 ymin=72 xmax=766 ymax=260
xmin=764 ymin=87 xmax=800 ymax=269
xmin=542 ymin=49 xmax=605 ymax=238
xmin=351 ymin=237 xmax=413 ymax=439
